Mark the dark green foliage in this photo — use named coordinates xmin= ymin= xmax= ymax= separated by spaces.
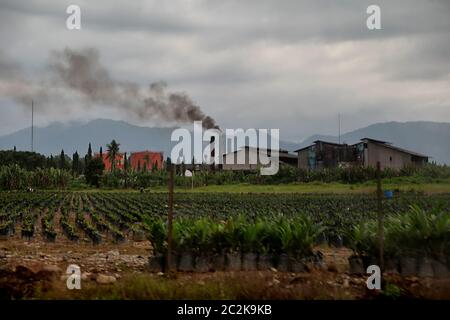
xmin=146 ymin=215 xmax=323 ymax=257
xmin=106 ymin=140 xmax=120 ymax=172
xmin=124 ymin=152 xmax=128 ymax=171
xmin=145 ymin=217 xmax=167 ymax=254
xmin=0 ymin=150 xmax=46 ymax=170
xmin=0 ymin=165 xmax=71 ymax=190
xmin=46 ymin=155 xmax=58 ymax=169
xmin=85 ymin=143 xmax=93 ymax=168
xmin=348 ymin=205 xmax=450 ymax=258
xmin=72 ymin=151 xmax=80 ymax=175
xmin=85 ymin=157 xmax=105 ymax=187
xmin=59 ymin=150 xmax=66 ymax=169
xmin=259 ymin=163 xmax=450 ymax=185
xmin=0 ymin=191 xmax=448 ymax=260
xmin=96 ymin=163 xmax=449 ymax=188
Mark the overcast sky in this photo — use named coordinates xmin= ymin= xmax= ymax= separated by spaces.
xmin=1 ymin=0 xmax=449 ymax=142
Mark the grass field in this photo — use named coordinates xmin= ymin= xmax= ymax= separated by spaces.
xmin=145 ymin=180 xmax=450 ymax=194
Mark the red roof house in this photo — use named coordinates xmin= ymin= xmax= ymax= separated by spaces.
xmin=95 ymin=152 xmax=125 ymax=171
xmin=130 ymin=151 xmax=164 ymax=171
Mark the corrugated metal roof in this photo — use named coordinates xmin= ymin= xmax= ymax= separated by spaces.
xmin=294 ymin=138 xmax=428 ymax=158
xmin=293 ymin=145 xmax=314 ymax=152
xmin=360 ymin=137 xmax=391 ymax=145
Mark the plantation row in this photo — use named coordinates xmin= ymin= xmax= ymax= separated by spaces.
xmin=0 ymin=191 xmax=449 ymax=247
xmin=0 ymin=192 xmax=147 ymax=243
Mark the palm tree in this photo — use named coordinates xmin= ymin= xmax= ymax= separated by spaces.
xmin=106 ymin=140 xmax=120 ymax=172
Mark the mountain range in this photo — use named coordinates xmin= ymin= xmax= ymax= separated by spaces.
xmin=294 ymin=121 xmax=450 ymax=164
xmin=0 ymin=119 xmax=449 ymax=164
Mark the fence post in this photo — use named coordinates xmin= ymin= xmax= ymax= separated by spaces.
xmin=167 ymin=164 xmax=174 ymax=273
xmin=376 ymin=161 xmax=384 ymax=272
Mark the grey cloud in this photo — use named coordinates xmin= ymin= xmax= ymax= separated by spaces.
xmin=0 ymin=0 xmax=449 ymax=139
xmin=380 ymin=35 xmax=450 ymax=81
xmin=5 ymin=0 xmax=449 ymax=45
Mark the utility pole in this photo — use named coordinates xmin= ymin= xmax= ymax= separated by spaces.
xmin=166 ymin=164 xmax=174 ymax=274
xmin=338 ymin=113 xmax=341 ymax=145
xmin=337 ymin=113 xmax=342 ymax=163
xmin=376 ymin=161 xmax=384 ymax=272
xmin=31 ymin=100 xmax=34 ymax=152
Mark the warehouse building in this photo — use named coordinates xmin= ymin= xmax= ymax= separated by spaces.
xmin=222 ymin=146 xmax=297 ymax=171
xmin=296 ymin=138 xmax=428 ymax=170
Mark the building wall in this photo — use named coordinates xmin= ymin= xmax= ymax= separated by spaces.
xmin=365 ymin=142 xmax=413 ymax=170
xmin=130 ymin=151 xmax=164 ymax=171
xmin=317 ymin=142 xmax=338 ymax=168
xmin=222 ymin=148 xmax=269 ymax=171
xmin=363 ymin=146 xmax=369 ymax=167
xmin=297 ymin=143 xmax=356 ymax=170
xmin=95 ymin=151 xmax=164 ymax=171
xmin=96 ymin=153 xmax=124 ymax=171
xmin=298 ymin=149 xmax=309 ymax=169
xmin=297 ymin=141 xmax=427 ymax=171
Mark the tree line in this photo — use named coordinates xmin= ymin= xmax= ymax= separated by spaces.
xmin=0 ymin=140 xmax=169 ymax=190
xmin=1 ymin=140 xmax=450 ymax=191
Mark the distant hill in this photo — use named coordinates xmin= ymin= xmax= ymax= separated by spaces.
xmin=295 ymin=121 xmax=450 ymax=164
xmin=0 ymin=119 xmax=449 ymax=164
xmin=0 ymin=119 xmax=296 ymax=159
xmin=0 ymin=119 xmax=176 ymax=157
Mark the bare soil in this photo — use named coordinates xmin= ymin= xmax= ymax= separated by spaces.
xmin=1 ymin=238 xmax=449 ymax=299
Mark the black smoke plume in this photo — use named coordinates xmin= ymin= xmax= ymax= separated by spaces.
xmin=0 ymin=48 xmax=218 ymax=129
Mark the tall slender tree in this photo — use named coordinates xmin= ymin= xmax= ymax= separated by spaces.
xmin=72 ymin=151 xmax=79 ymax=175
xmin=85 ymin=157 xmax=105 ymax=188
xmin=85 ymin=142 xmax=93 ymax=168
xmin=124 ymin=152 xmax=128 ymax=188
xmin=99 ymin=146 xmax=103 ymax=158
xmin=60 ymin=149 xmax=66 ymax=169
xmin=88 ymin=143 xmax=92 ymax=159
xmin=124 ymin=152 xmax=128 ymax=172
xmin=106 ymin=140 xmax=120 ymax=172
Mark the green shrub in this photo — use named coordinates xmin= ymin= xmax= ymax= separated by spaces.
xmin=146 ymin=214 xmax=324 ymax=257
xmin=349 ymin=205 xmax=450 ymax=257
xmin=145 ymin=217 xmax=167 ymax=254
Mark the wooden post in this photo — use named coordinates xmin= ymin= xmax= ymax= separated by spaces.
xmin=376 ymin=161 xmax=384 ymax=271
xmin=166 ymin=164 xmax=174 ymax=273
